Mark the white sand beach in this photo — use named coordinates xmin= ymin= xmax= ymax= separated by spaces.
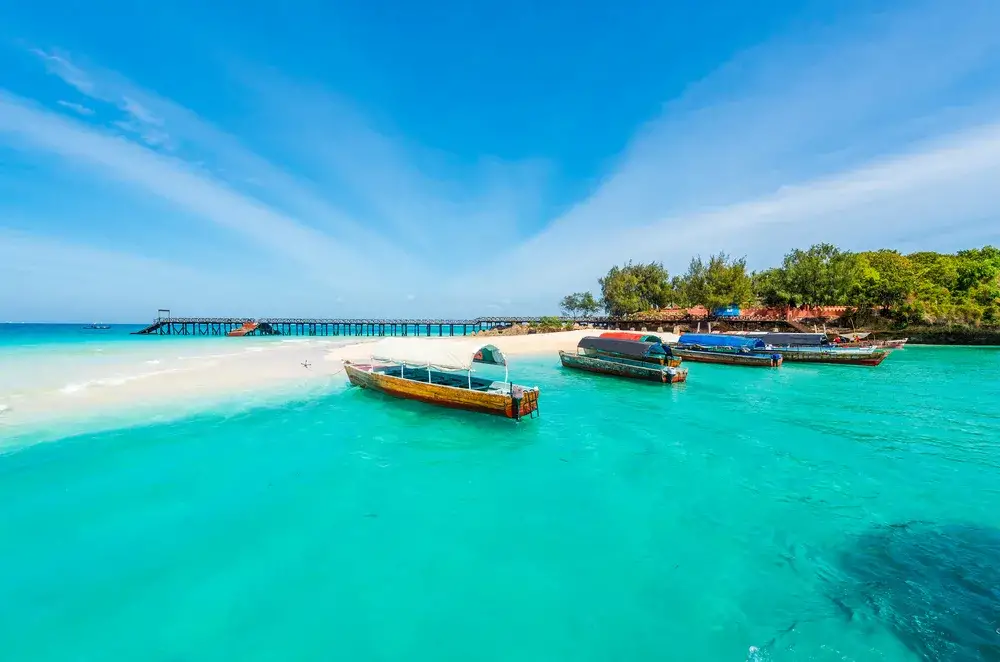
xmin=0 ymin=330 xmax=615 ymax=445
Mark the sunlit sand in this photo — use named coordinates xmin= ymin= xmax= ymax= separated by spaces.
xmin=0 ymin=330 xmax=636 ymax=445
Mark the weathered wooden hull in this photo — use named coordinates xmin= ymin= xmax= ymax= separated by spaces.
xmin=344 ymin=363 xmax=538 ymax=419
xmin=758 ymin=348 xmax=889 ymax=366
xmin=838 ymin=338 xmax=908 ymax=350
xmin=672 ymin=347 xmax=781 ymax=367
xmin=559 ymin=352 xmax=688 ymax=383
xmin=584 ymin=350 xmax=682 ymax=368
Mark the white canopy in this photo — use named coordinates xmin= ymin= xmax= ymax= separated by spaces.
xmin=367 ymin=338 xmax=507 ymax=371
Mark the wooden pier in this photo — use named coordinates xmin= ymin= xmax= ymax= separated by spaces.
xmin=133 ymin=315 xmax=601 ymax=337
xmin=134 ymin=309 xmax=806 ymax=337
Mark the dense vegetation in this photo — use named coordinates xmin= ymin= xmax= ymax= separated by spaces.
xmin=564 ymin=244 xmax=1000 ymax=326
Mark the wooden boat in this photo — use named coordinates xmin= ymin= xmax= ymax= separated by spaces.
xmin=672 ymin=334 xmax=783 ymax=367
xmin=343 ymin=339 xmax=539 ymax=420
xmin=755 ymin=346 xmax=889 ymax=366
xmin=835 ymin=338 xmax=908 ymax=350
xmin=584 ymin=336 xmax=682 ymax=367
xmin=560 ymin=340 xmax=688 ymax=384
xmin=745 ymin=332 xmax=891 ymax=365
xmin=227 ymin=322 xmax=259 ymax=337
xmin=672 ymin=347 xmax=781 ymax=367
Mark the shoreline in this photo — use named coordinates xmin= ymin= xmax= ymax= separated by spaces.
xmin=0 ymin=330 xmax=597 ymax=447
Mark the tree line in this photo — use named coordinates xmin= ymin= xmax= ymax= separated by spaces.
xmin=560 ymin=244 xmax=1000 ymax=326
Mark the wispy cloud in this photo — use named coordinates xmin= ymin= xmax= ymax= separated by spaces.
xmin=0 ymin=91 xmax=422 ymax=297
xmin=26 ymin=49 xmax=413 ymax=253
xmin=479 ymin=0 xmax=1000 ymax=304
xmin=56 ymin=100 xmax=94 ymax=116
xmin=232 ymin=72 xmax=554 ymax=257
xmin=8 ymin=2 xmax=1000 ymax=317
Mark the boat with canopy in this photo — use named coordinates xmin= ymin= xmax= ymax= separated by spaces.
xmin=343 ymin=339 xmax=539 ymax=419
xmin=559 ymin=337 xmax=688 ymax=383
xmin=585 ymin=336 xmax=682 ymax=367
xmin=672 ymin=334 xmax=782 ymax=367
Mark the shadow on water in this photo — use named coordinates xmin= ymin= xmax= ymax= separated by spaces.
xmin=815 ymin=521 xmax=1000 ymax=661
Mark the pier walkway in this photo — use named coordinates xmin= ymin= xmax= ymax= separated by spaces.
xmin=133 ymin=310 xmax=815 ymax=337
xmin=133 ymin=316 xmax=600 ymax=337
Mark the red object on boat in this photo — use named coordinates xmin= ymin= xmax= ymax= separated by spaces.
xmin=601 ymin=331 xmax=647 ymax=341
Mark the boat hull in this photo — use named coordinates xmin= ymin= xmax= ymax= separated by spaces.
xmin=559 ymin=352 xmax=688 ymax=383
xmin=583 ymin=350 xmax=682 ymax=368
xmin=344 ymin=363 xmax=538 ymax=419
xmin=672 ymin=347 xmax=781 ymax=367
xmin=758 ymin=348 xmax=889 ymax=366
xmin=838 ymin=338 xmax=908 ymax=350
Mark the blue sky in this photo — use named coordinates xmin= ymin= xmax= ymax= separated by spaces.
xmin=3 ymin=1 xmax=1000 ymax=321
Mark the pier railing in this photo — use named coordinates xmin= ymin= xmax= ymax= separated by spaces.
xmin=134 ymin=313 xmax=812 ymax=337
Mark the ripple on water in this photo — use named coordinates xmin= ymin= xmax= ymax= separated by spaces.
xmin=0 ymin=346 xmax=999 ymax=661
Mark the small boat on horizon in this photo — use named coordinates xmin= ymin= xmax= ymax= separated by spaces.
xmin=560 ymin=336 xmax=689 ymax=383
xmin=672 ymin=334 xmax=783 ymax=367
xmin=344 ymin=339 xmax=539 ymax=420
xmin=82 ymin=323 xmax=111 ymax=330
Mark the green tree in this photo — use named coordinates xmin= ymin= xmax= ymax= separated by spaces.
xmin=704 ymin=253 xmax=754 ymax=310
xmin=578 ymin=292 xmax=601 ymax=317
xmin=560 ymin=292 xmax=601 ymax=318
xmin=851 ymin=250 xmax=916 ymax=311
xmin=781 ymin=243 xmax=860 ymax=306
xmin=559 ymin=293 xmax=582 ymax=318
xmin=752 ymin=268 xmax=792 ymax=306
xmin=677 ymin=253 xmax=753 ymax=310
xmin=598 ymin=262 xmax=671 ymax=316
xmin=676 ymin=257 xmax=708 ymax=308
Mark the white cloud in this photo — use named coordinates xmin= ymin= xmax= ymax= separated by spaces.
xmin=56 ymin=100 xmax=94 ymax=116
xmin=470 ymin=0 xmax=1000 ymax=304
xmin=0 ymin=91 xmax=422 ymax=295
xmin=11 ymin=4 xmax=1000 ymax=316
xmin=27 ymin=49 xmax=407 ymax=254
xmin=233 ymin=72 xmax=553 ymax=258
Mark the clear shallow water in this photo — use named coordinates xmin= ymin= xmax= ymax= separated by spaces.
xmin=2 ymin=345 xmax=1000 ymax=661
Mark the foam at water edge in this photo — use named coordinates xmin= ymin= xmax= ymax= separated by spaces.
xmin=58 ymin=367 xmax=184 ymax=394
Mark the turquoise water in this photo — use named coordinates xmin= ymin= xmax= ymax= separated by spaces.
xmin=2 ymin=343 xmax=1000 ymax=661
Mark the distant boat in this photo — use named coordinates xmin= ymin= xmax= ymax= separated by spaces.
xmin=344 ymin=339 xmax=540 ymax=420
xmin=82 ymin=323 xmax=111 ymax=330
xmin=227 ymin=321 xmax=259 ymax=337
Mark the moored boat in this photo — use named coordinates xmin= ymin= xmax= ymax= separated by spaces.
xmin=560 ymin=338 xmax=688 ymax=383
xmin=585 ymin=336 xmax=682 ymax=367
xmin=344 ymin=339 xmax=539 ymax=420
xmin=747 ymin=332 xmax=891 ymax=365
xmin=756 ymin=346 xmax=889 ymax=366
xmin=835 ymin=337 xmax=908 ymax=349
xmin=672 ymin=334 xmax=783 ymax=367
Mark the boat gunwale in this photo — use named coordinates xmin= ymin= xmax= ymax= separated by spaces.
xmin=559 ymin=350 xmax=689 ymax=383
xmin=343 ymin=360 xmax=537 ymax=397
